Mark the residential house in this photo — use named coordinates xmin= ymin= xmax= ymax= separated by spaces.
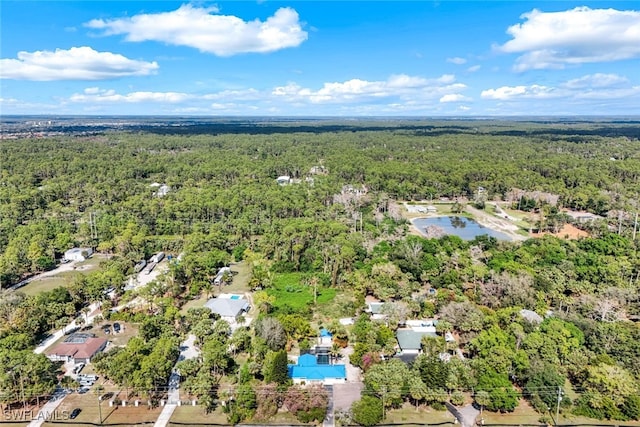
xmin=396 ymin=329 xmax=438 ymax=355
xmin=288 ymin=354 xmax=346 ymax=385
xmin=46 ymin=333 xmax=107 ymax=364
xmin=205 ymin=296 xmax=250 ymax=323
xmin=365 ymin=302 xmax=387 ymax=321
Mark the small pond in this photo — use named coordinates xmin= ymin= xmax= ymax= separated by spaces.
xmin=413 ymin=216 xmax=512 ymax=241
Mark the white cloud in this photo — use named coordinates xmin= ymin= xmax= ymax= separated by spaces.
xmin=85 ymin=5 xmax=308 ymax=56
xmin=202 ymin=89 xmax=262 ymax=101
xmin=481 ymin=85 xmax=556 ymax=100
xmin=481 ymin=73 xmax=640 ymax=103
xmin=439 ymin=94 xmax=472 ymax=103
xmin=563 ymin=73 xmax=629 ymax=89
xmin=272 ymin=74 xmax=466 ymax=104
xmin=70 ymin=87 xmax=189 ymax=103
xmin=447 ymin=57 xmax=467 ymax=65
xmin=467 ymin=65 xmax=481 ymax=73
xmin=498 ymin=7 xmax=640 ymax=71
xmin=0 ymin=47 xmax=158 ymax=81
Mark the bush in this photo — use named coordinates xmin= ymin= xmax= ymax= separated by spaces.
xmin=351 ymin=396 xmax=383 ymax=427
xmin=450 ymin=391 xmax=465 ymax=406
xmin=622 ymin=395 xmax=640 ymax=421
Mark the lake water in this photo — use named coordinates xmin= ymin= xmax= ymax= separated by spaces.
xmin=413 ymin=216 xmax=512 ymax=241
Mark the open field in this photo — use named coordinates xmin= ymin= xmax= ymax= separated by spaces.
xmin=169 ymin=405 xmax=227 ymax=425
xmin=179 ymin=294 xmax=209 ymax=313
xmin=385 ymin=404 xmax=455 ymax=424
xmin=225 ymin=261 xmax=251 ymax=293
xmin=268 ymin=273 xmax=337 ymax=312
xmin=480 ymin=400 xmax=640 ymax=426
xmin=43 ymin=390 xmax=163 ymax=426
xmin=18 ymin=255 xmax=106 ymax=296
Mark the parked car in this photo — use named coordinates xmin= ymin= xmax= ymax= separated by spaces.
xmin=69 ymin=408 xmax=81 ymax=419
xmin=113 ymin=322 xmax=121 ymax=333
xmin=79 ymin=380 xmax=94 ymax=387
xmin=78 ymin=374 xmax=98 ymax=381
xmin=72 ymin=363 xmax=85 ymax=374
xmin=103 ymin=325 xmax=111 ymax=334
xmin=77 ymin=387 xmax=89 ymax=394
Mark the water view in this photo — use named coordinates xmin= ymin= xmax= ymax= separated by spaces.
xmin=413 ymin=216 xmax=512 ymax=241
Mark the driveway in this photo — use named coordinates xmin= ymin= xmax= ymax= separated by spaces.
xmin=332 ymin=383 xmax=363 ymax=412
xmin=154 ymin=334 xmax=200 ymax=427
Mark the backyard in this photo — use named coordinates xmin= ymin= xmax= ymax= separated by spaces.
xmin=268 ymin=272 xmax=337 ymax=313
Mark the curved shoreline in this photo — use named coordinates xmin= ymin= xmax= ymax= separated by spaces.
xmin=409 ymin=214 xmax=526 ymax=242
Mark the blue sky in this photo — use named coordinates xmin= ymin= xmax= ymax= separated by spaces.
xmin=1 ymin=1 xmax=639 ymax=116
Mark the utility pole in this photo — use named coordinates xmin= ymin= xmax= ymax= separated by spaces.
xmin=555 ymin=386 xmax=563 ymax=426
xmin=97 ymin=395 xmax=103 ymax=426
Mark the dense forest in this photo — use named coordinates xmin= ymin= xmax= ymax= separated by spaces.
xmin=1 ymin=119 xmax=639 ymax=425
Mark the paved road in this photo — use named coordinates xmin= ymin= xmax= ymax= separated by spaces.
xmin=323 ymin=386 xmax=335 ymax=427
xmin=153 ymin=334 xmax=199 ymax=427
xmin=25 ymin=388 xmax=68 ymax=427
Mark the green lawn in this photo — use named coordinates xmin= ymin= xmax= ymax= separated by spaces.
xmin=20 ymin=271 xmax=84 ymax=296
xmin=480 ymin=399 xmax=640 ymax=426
xmin=19 ymin=255 xmax=105 ymax=296
xmin=385 ymin=404 xmax=455 ymax=425
xmin=268 ymin=273 xmax=337 ymax=312
xmin=169 ymin=405 xmax=228 ymax=425
xmin=179 ymin=294 xmax=209 ymax=314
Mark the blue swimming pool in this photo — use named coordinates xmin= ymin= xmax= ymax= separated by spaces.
xmin=230 ymin=295 xmax=240 ymax=300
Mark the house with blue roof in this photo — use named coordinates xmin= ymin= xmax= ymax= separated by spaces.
xmin=288 ymin=354 xmax=347 ymax=385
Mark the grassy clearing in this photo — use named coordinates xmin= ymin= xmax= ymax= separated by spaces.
xmin=43 ymin=390 xmax=161 ymax=426
xmin=20 ymin=272 xmax=83 ymax=296
xmin=169 ymin=404 xmax=227 ymax=425
xmin=268 ymin=273 xmax=337 ymax=312
xmin=480 ymin=399 xmax=640 ymax=427
xmin=385 ymin=404 xmax=455 ymax=424
xmin=226 ymin=260 xmax=251 ymax=292
xmin=19 ymin=256 xmax=105 ymax=296
xmin=179 ymin=294 xmax=208 ymax=314
xmin=91 ymin=320 xmax=139 ymax=348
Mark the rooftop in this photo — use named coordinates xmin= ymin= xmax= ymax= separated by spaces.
xmin=47 ymin=336 xmax=107 ymax=360
xmin=396 ymin=329 xmax=438 ymax=351
xmin=288 ymin=354 xmax=346 ymax=381
xmin=205 ymin=297 xmax=249 ymax=318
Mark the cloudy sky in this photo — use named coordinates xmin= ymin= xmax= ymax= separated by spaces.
xmin=1 ymin=1 xmax=639 ymax=116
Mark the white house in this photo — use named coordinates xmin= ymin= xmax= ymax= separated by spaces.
xmin=205 ymin=296 xmax=250 ymax=323
xmin=64 ymin=247 xmax=93 ymax=262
